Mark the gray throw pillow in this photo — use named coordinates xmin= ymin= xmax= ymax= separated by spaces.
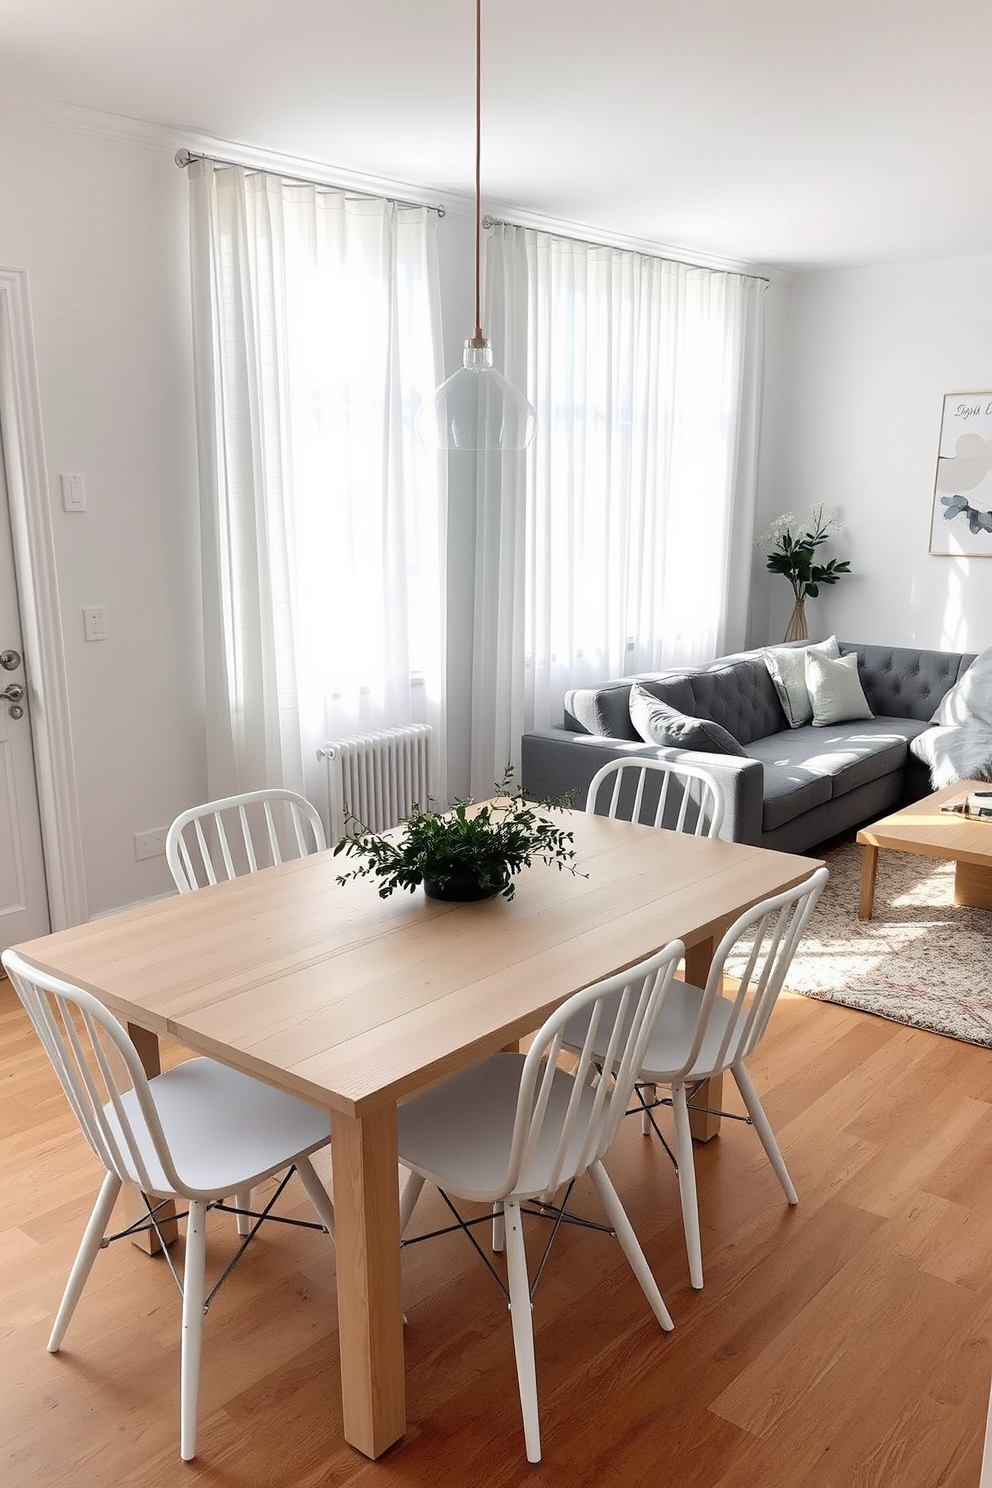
xmin=763 ymin=636 xmax=840 ymax=728
xmin=629 ymin=682 xmax=748 ymax=755
xmin=933 ymin=646 xmax=992 ymax=728
xmin=805 ymin=650 xmax=873 ymax=726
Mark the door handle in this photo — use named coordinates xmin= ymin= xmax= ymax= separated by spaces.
xmin=1 ymin=682 xmax=24 ymax=703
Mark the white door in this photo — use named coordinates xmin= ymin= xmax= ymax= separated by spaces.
xmin=0 ymin=423 xmax=50 ymax=951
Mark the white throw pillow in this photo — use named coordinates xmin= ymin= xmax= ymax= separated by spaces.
xmin=763 ymin=636 xmax=840 ymax=728
xmin=805 ymin=650 xmax=873 ymax=727
xmin=932 ymin=645 xmax=992 ymax=728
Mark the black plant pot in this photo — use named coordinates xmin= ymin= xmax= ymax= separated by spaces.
xmin=422 ymin=869 xmax=508 ymax=902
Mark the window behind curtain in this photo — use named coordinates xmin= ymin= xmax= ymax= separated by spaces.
xmin=471 ymin=225 xmax=764 ymax=791
xmin=189 ymin=163 xmax=447 ymax=807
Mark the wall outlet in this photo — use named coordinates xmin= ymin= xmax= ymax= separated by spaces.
xmin=83 ymin=606 xmax=108 ymax=641
xmin=134 ymin=828 xmax=168 ymax=861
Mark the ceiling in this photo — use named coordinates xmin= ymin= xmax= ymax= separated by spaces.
xmin=2 ymin=0 xmax=990 ymax=274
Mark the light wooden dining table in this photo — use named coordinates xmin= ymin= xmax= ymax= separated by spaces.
xmin=12 ymin=807 xmax=821 ymax=1460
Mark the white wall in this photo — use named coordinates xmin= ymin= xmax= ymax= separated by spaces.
xmin=0 ymin=112 xmax=204 ymax=915
xmin=752 ymin=257 xmax=992 ymax=652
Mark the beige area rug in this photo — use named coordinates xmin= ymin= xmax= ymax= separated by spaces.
xmin=780 ymin=838 xmax=992 ymax=1049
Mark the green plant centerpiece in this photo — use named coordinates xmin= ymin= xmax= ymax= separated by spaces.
xmin=333 ymin=768 xmax=581 ymax=902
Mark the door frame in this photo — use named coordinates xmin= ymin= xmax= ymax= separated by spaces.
xmin=0 ymin=266 xmax=86 ymax=929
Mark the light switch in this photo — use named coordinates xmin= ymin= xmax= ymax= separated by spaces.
xmin=61 ymin=473 xmax=87 ymax=512
xmin=83 ymin=606 xmax=108 ymax=641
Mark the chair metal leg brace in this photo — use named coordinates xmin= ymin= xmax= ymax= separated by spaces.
xmin=99 ymin=1167 xmax=327 ymax=1314
xmin=404 ymin=1181 xmax=620 ymax=1305
xmin=634 ymin=1081 xmax=753 ymax=1152
xmin=408 ymin=1188 xmax=514 ymax=1301
xmin=202 ymin=1168 xmax=322 ymax=1309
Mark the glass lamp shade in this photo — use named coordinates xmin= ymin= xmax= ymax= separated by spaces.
xmin=420 ymin=341 xmax=537 ymax=451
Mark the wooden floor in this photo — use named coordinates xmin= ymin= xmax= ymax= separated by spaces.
xmin=2 ymin=973 xmax=990 ymax=1488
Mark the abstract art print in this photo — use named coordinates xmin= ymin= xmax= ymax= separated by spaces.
xmin=929 ymin=391 xmax=992 ymax=556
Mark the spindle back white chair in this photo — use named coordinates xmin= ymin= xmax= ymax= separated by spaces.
xmin=166 ymin=788 xmax=325 ymax=894
xmin=585 ymin=756 xmax=725 ymax=838
xmin=2 ymin=948 xmax=334 ymax=1461
xmin=563 ymin=867 xmax=828 ymax=1289
xmin=396 ymin=936 xmax=686 ymax=1463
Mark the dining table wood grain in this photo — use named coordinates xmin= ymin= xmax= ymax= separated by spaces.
xmin=12 ymin=806 xmax=822 ymax=1459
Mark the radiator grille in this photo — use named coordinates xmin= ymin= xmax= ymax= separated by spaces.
xmin=318 ymin=725 xmax=434 ymax=844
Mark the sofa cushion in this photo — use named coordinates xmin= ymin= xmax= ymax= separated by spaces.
xmin=629 ymin=683 xmax=748 ymax=756
xmin=738 ymin=745 xmax=832 ymax=832
xmin=753 ymin=720 xmax=922 ymax=798
xmin=806 ymin=651 xmax=873 ymax=726
xmin=687 ymin=658 xmax=787 ymax=745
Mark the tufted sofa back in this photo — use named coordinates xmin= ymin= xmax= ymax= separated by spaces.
xmin=837 ymin=643 xmax=977 ymax=722
xmin=686 ymin=658 xmax=786 ymax=744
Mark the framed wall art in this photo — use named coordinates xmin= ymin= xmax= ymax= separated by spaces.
xmin=928 ymin=391 xmax=992 ymax=556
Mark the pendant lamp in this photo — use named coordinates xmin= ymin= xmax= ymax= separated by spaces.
xmin=421 ymin=0 xmax=537 ymax=451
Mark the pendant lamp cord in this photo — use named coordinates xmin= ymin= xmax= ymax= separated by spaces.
xmin=471 ymin=0 xmax=486 ymax=347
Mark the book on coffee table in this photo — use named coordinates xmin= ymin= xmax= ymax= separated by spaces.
xmin=940 ymin=789 xmax=992 ymax=820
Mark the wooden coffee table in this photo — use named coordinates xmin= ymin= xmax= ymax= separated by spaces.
xmin=857 ymin=779 xmax=992 ymax=919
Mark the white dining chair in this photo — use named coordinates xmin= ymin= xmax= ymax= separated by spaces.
xmin=166 ymin=787 xmax=326 ymax=894
xmin=586 ymin=756 xmax=726 ymax=1140
xmin=563 ymin=867 xmax=828 ymax=1290
xmin=165 ymin=786 xmax=328 ymax=1235
xmin=585 ymin=756 xmax=726 ymax=839
xmin=2 ymin=948 xmax=335 ymax=1462
xmin=396 ymin=937 xmax=686 ymax=1463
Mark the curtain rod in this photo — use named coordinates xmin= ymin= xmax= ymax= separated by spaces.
xmin=482 ymin=214 xmax=769 ymax=283
xmin=175 ymin=148 xmax=445 ymax=217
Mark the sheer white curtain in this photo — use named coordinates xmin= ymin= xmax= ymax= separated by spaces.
xmin=471 ymin=225 xmax=764 ymax=791
xmin=188 ymin=161 xmax=447 ymax=809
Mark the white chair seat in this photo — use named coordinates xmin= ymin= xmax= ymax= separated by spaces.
xmin=398 ymin=1054 xmax=610 ymax=1202
xmin=110 ymin=1058 xmax=330 ymax=1197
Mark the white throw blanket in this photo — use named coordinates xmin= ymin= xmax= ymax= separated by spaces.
xmin=911 ymin=646 xmax=992 ymax=787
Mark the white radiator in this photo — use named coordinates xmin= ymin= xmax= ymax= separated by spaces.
xmin=318 ymin=725 xmax=434 ymax=844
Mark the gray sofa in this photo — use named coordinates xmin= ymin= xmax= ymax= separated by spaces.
xmin=520 ymin=641 xmax=978 ymax=855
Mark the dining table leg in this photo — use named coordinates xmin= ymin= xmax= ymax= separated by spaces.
xmin=684 ymin=935 xmax=724 ymax=1142
xmin=332 ymin=1104 xmax=406 ymax=1459
xmin=124 ymin=1023 xmax=179 ymax=1252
